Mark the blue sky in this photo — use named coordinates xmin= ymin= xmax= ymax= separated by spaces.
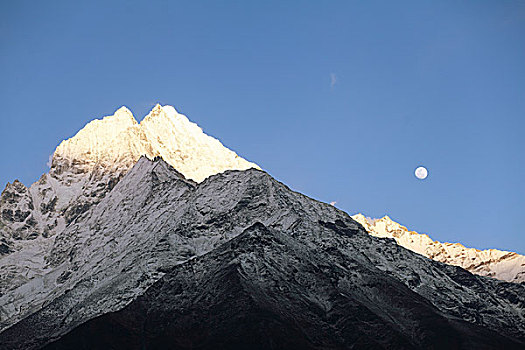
xmin=1 ymin=1 xmax=524 ymax=253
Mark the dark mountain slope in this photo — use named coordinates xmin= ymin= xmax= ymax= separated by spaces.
xmin=42 ymin=223 xmax=522 ymax=350
xmin=0 ymin=158 xmax=524 ymax=349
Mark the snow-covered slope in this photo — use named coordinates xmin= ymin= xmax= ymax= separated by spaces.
xmin=0 ymin=104 xmax=258 ymax=296
xmin=352 ymin=214 xmax=525 ymax=283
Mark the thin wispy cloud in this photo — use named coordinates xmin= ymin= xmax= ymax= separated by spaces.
xmin=330 ymin=73 xmax=337 ymax=88
xmin=47 ymin=154 xmax=53 ymax=168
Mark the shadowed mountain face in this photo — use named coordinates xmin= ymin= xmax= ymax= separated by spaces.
xmin=0 ymin=158 xmax=524 ymax=349
xmin=39 ymin=224 xmax=522 ymax=350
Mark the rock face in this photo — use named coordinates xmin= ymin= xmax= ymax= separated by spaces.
xmin=0 ymin=104 xmax=258 ymax=297
xmin=352 ymin=214 xmax=525 ymax=283
xmin=0 ymin=158 xmax=524 ymax=349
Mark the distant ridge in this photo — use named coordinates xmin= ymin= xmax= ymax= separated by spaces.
xmin=352 ymin=214 xmax=525 ymax=283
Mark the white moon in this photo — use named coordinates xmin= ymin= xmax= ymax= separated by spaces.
xmin=415 ymin=166 xmax=428 ymax=180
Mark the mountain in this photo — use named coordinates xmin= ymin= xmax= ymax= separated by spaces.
xmin=52 ymin=104 xmax=258 ymax=183
xmin=1 ymin=104 xmax=257 ymax=242
xmin=0 ymin=104 xmax=258 ymax=298
xmin=0 ymin=105 xmax=524 ymax=349
xmin=352 ymin=214 xmax=525 ymax=283
xmin=1 ymin=157 xmax=524 ymax=349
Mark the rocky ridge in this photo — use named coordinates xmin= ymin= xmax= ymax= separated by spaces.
xmin=352 ymin=214 xmax=525 ymax=283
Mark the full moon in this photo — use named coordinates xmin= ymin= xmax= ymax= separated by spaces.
xmin=415 ymin=166 xmax=428 ymax=180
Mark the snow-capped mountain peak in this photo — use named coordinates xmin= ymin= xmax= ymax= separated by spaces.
xmin=113 ymin=105 xmax=135 ymax=119
xmin=52 ymin=106 xmax=139 ymax=171
xmin=0 ymin=105 xmax=260 ymax=296
xmin=52 ymin=104 xmax=259 ymax=182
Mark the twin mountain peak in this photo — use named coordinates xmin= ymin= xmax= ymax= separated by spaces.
xmin=51 ymin=104 xmax=259 ymax=183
